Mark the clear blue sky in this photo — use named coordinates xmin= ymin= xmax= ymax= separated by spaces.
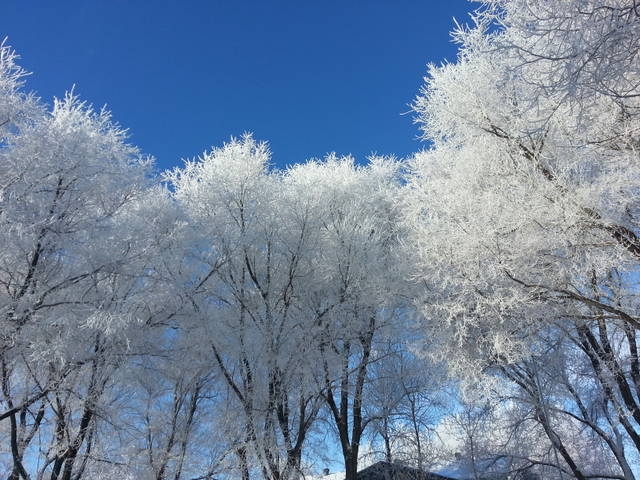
xmin=4 ymin=1 xmax=475 ymax=172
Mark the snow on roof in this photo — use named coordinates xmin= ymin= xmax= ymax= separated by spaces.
xmin=306 ymin=470 xmax=345 ymax=480
xmin=434 ymin=456 xmax=510 ymax=480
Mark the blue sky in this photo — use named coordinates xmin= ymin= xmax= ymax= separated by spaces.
xmin=5 ymin=1 xmax=475 ymax=172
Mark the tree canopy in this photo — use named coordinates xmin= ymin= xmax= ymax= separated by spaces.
xmin=1 ymin=2 xmax=639 ymax=479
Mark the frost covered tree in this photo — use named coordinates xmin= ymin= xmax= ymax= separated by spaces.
xmin=403 ymin=1 xmax=640 ymax=477
xmin=436 ymin=340 xmax=639 ymax=480
xmin=495 ymin=330 xmax=640 ymax=480
xmin=6 ymin=0 xmax=640 ymax=475
xmin=168 ymin=140 xmax=410 ymax=480
xmin=366 ymin=346 xmax=447 ymax=471
xmin=406 ymin=0 xmax=640 ymax=364
xmin=124 ymin=349 xmax=230 ymax=480
xmin=168 ymin=136 xmax=327 ymax=480
xmin=0 ymin=42 xmax=181 ymax=480
xmin=285 ymin=156 xmax=409 ymax=480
